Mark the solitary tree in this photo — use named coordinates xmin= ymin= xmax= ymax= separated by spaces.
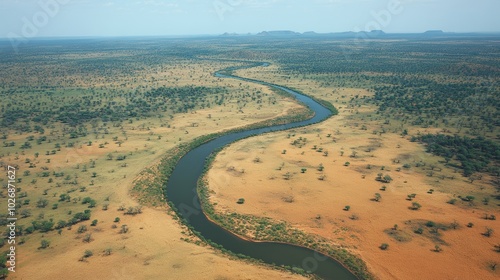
xmin=434 ymin=245 xmax=442 ymax=252
xmin=317 ymin=164 xmax=324 ymax=171
xmin=484 ymin=227 xmax=494 ymax=237
xmin=83 ymin=233 xmax=92 ymax=243
xmin=83 ymin=250 xmax=93 ymax=258
xmin=411 ymin=202 xmax=422 ymax=210
xmin=494 ymin=244 xmax=500 ymax=253
xmin=40 ymin=239 xmax=50 ymax=249
xmin=383 ymin=175 xmax=393 ymax=183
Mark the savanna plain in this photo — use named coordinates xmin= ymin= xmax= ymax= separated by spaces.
xmin=0 ymin=36 xmax=499 ymax=280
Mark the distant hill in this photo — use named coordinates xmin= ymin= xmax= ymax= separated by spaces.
xmin=303 ymin=31 xmax=317 ymax=36
xmin=248 ymin=30 xmax=388 ymax=38
xmin=424 ymin=30 xmax=444 ymax=34
xmin=421 ymin=30 xmax=448 ymax=37
xmin=360 ymin=30 xmax=386 ymax=38
xmin=217 ymin=30 xmax=500 ymax=39
xmin=257 ymin=30 xmax=301 ymax=36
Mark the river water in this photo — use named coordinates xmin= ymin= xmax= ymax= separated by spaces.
xmin=165 ymin=64 xmax=358 ymax=280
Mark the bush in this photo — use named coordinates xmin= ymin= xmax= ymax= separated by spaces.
xmin=237 ymin=198 xmax=245 ymax=204
xmin=83 ymin=233 xmax=92 ymax=243
xmin=119 ymin=225 xmax=129 ymax=234
xmin=383 ymin=175 xmax=393 ymax=183
xmin=82 ymin=197 xmax=93 ymax=204
xmin=40 ymin=239 xmax=50 ymax=249
xmin=116 ymin=155 xmax=127 ymax=161
xmin=426 ymin=221 xmax=436 ymax=227
xmin=39 ymin=220 xmax=54 ymax=232
xmin=83 ymin=250 xmax=93 ymax=258
xmin=410 ymin=202 xmax=422 ymax=210
xmin=36 ymin=198 xmax=49 ymax=208
xmin=380 ymin=243 xmax=389 ymax=250
xmin=56 ymin=220 xmax=67 ymax=229
xmin=124 ymin=206 xmax=142 ymax=215
xmin=484 ymin=227 xmax=494 ymax=237
xmin=72 ymin=210 xmax=91 ymax=223
xmin=77 ymin=225 xmax=87 ymax=233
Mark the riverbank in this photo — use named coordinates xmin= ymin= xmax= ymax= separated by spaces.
xmin=163 ymin=63 xmax=372 ymax=280
xmin=206 ymin=63 xmax=500 ymax=280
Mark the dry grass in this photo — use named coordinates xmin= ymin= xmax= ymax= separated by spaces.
xmin=0 ymin=61 xmax=306 ymax=280
xmin=205 ymin=66 xmax=500 ymax=280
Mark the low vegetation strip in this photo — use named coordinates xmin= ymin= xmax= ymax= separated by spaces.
xmin=1 ymin=86 xmax=226 ymax=132
xmin=413 ymin=134 xmax=500 ymax=177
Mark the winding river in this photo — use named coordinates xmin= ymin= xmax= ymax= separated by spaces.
xmin=165 ymin=63 xmax=358 ymax=280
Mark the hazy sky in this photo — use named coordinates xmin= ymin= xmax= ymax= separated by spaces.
xmin=1 ymin=0 xmax=499 ymax=38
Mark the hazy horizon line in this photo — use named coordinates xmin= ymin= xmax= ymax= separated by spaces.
xmin=2 ymin=30 xmax=500 ymax=40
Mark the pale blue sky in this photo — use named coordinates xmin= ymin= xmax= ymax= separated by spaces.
xmin=1 ymin=0 xmax=499 ymax=38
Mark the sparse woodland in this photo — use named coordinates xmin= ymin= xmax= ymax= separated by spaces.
xmin=0 ymin=36 xmax=499 ymax=279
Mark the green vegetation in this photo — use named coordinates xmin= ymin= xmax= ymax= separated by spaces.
xmin=194 ymin=155 xmax=371 ymax=280
xmin=375 ymin=173 xmax=393 ymax=183
xmin=434 ymin=245 xmax=443 ymax=252
xmin=0 ymin=255 xmax=8 ymax=278
xmin=414 ymin=134 xmax=500 ymax=177
xmin=410 ymin=202 xmax=422 ymax=210
xmin=484 ymin=227 xmax=494 ymax=237
xmin=1 ymin=85 xmax=231 ymax=132
xmin=2 ymin=35 xmax=499 ymax=280
xmin=131 ymin=83 xmax=322 ymax=207
xmin=121 ymin=65 xmax=373 ymax=279
xmin=83 ymin=250 xmax=93 ymax=258
xmin=40 ymin=239 xmax=50 ymax=249
xmin=135 ymin=80 xmax=370 ymax=278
